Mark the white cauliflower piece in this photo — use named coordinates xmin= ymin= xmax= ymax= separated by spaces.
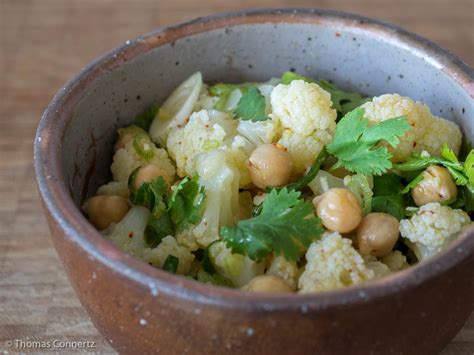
xmin=266 ymin=256 xmax=299 ymax=290
xmin=104 ymin=205 xmax=150 ymax=258
xmin=143 ymin=236 xmax=195 ymax=275
xmin=111 ymin=134 xmax=175 ymax=183
xmin=208 ymin=241 xmax=266 ymax=287
xmin=400 ymin=202 xmax=470 ymax=260
xmin=361 ymin=94 xmax=462 ymax=161
xmin=298 ymin=232 xmax=375 ymax=293
xmin=271 ymin=80 xmax=337 ymax=135
xmin=381 ymin=250 xmax=409 ymax=271
xmin=96 ymin=181 xmax=129 ymax=198
xmin=270 ymin=80 xmax=337 ymax=174
xmin=193 ymin=84 xmax=219 ymax=111
xmin=104 ymin=206 xmax=194 ymax=275
xmin=167 ymin=109 xmax=252 ymax=186
xmin=180 ymin=150 xmax=241 ymax=249
xmin=237 ymin=119 xmax=280 ymax=147
xmin=363 ymin=256 xmax=391 ymax=278
xmin=278 ymin=129 xmax=333 ymax=174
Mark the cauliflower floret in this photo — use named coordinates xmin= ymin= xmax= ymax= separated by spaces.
xmin=271 ymin=80 xmax=337 ymax=135
xmin=208 ymin=241 xmax=266 ymax=287
xmin=363 ymin=255 xmax=391 ymax=278
xmin=237 ymin=119 xmax=280 ymax=147
xmin=143 ymin=236 xmax=195 ymax=275
xmin=270 ymin=80 xmax=337 ymax=174
xmin=176 ymin=150 xmax=241 ymax=249
xmin=400 ymin=202 xmax=470 ymax=260
xmin=193 ymin=84 xmax=219 ymax=111
xmin=381 ymin=250 xmax=409 ymax=271
xmin=278 ymin=129 xmax=334 ymax=174
xmin=111 ymin=133 xmax=175 ymax=183
xmin=104 ymin=206 xmax=194 ymax=275
xmin=96 ymin=181 xmax=129 ymax=198
xmin=266 ymin=256 xmax=299 ymax=290
xmin=361 ymin=94 xmax=462 ymax=161
xmin=298 ymin=232 xmax=375 ymax=293
xmin=167 ymin=109 xmax=252 ymax=186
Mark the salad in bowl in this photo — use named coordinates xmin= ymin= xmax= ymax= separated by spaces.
xmin=84 ymin=70 xmax=473 ymax=294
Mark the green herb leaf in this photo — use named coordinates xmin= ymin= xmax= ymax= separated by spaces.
xmin=464 ymin=150 xmax=474 ymax=186
xmin=144 ymin=213 xmax=173 ymax=248
xmin=326 ymin=108 xmax=411 ymax=175
xmin=372 ymin=174 xmax=403 ymax=196
xmin=371 ymin=195 xmax=405 ymax=220
xmin=451 ymin=184 xmax=474 ymax=212
xmin=401 ymin=173 xmax=424 ymax=194
xmin=441 ymin=142 xmax=459 ymax=163
xmin=129 ymin=174 xmax=168 ymax=217
xmin=393 ymin=148 xmax=473 ymax=187
xmin=220 ymin=188 xmax=324 ymax=262
xmin=163 ymin=255 xmax=179 ymax=273
xmin=280 ymin=71 xmax=370 ymax=116
xmin=134 ymin=103 xmax=160 ymax=131
xmin=233 ymin=87 xmax=269 ymax=122
xmin=168 ymin=176 xmax=206 ymax=231
xmin=371 ymin=174 xmax=405 ymax=220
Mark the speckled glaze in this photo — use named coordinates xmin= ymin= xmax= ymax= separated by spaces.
xmin=35 ymin=9 xmax=474 ymax=355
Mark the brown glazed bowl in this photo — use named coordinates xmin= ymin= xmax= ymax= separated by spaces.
xmin=35 ymin=8 xmax=474 ymax=355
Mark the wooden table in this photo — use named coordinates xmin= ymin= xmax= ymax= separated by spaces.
xmin=1 ymin=1 xmax=473 ymax=353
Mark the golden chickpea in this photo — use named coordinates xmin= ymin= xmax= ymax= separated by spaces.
xmin=247 ymin=144 xmax=293 ymax=189
xmin=411 ymin=165 xmax=457 ymax=206
xmin=114 ymin=133 xmax=133 ymax=152
xmin=243 ymin=275 xmax=294 ymax=293
xmin=356 ymin=213 xmax=400 ymax=257
xmin=314 ymin=188 xmax=362 ymax=233
xmin=87 ymin=195 xmax=130 ymax=230
xmin=133 ymin=164 xmax=171 ymax=191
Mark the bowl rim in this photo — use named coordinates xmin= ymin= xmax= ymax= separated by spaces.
xmin=35 ymin=7 xmax=474 ymax=311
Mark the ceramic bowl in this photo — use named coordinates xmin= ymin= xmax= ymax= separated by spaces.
xmin=34 ymin=8 xmax=474 ymax=354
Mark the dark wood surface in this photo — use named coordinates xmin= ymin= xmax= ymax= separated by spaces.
xmin=1 ymin=0 xmax=473 ymax=353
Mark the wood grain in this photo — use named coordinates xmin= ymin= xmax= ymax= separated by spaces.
xmin=0 ymin=0 xmax=472 ymax=353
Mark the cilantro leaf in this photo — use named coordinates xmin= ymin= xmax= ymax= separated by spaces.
xmin=233 ymin=87 xmax=269 ymax=122
xmin=163 ymin=255 xmax=179 ymax=273
xmin=134 ymin=103 xmax=160 ymax=131
xmin=393 ymin=147 xmax=474 ymax=187
xmin=168 ymin=176 xmax=206 ymax=231
xmin=129 ymin=173 xmax=168 ymax=217
xmin=280 ymin=71 xmax=370 ymax=117
xmin=371 ymin=174 xmax=406 ymax=220
xmin=144 ymin=213 xmax=173 ymax=248
xmin=371 ymin=195 xmax=405 ymax=220
xmin=464 ymin=150 xmax=474 ymax=186
xmin=401 ymin=173 xmax=424 ymax=194
xmin=326 ymin=108 xmax=411 ymax=175
xmin=220 ymin=188 xmax=324 ymax=262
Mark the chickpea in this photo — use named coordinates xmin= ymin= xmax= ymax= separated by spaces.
xmin=87 ymin=195 xmax=130 ymax=230
xmin=243 ymin=275 xmax=294 ymax=293
xmin=114 ymin=133 xmax=133 ymax=151
xmin=133 ymin=164 xmax=171 ymax=191
xmin=411 ymin=165 xmax=457 ymax=206
xmin=314 ymin=188 xmax=362 ymax=233
xmin=247 ymin=144 xmax=293 ymax=189
xmin=356 ymin=213 xmax=399 ymax=257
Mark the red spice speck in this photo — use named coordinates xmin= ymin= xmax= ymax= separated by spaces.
xmin=335 ymin=32 xmax=341 ymax=37
xmin=413 ymin=142 xmax=417 ymax=147
xmin=128 ymin=232 xmax=134 ymax=238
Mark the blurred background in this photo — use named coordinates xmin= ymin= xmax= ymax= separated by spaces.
xmin=1 ymin=0 xmax=473 ymax=354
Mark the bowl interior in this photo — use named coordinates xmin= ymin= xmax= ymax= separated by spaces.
xmin=62 ymin=14 xmax=474 ymax=206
